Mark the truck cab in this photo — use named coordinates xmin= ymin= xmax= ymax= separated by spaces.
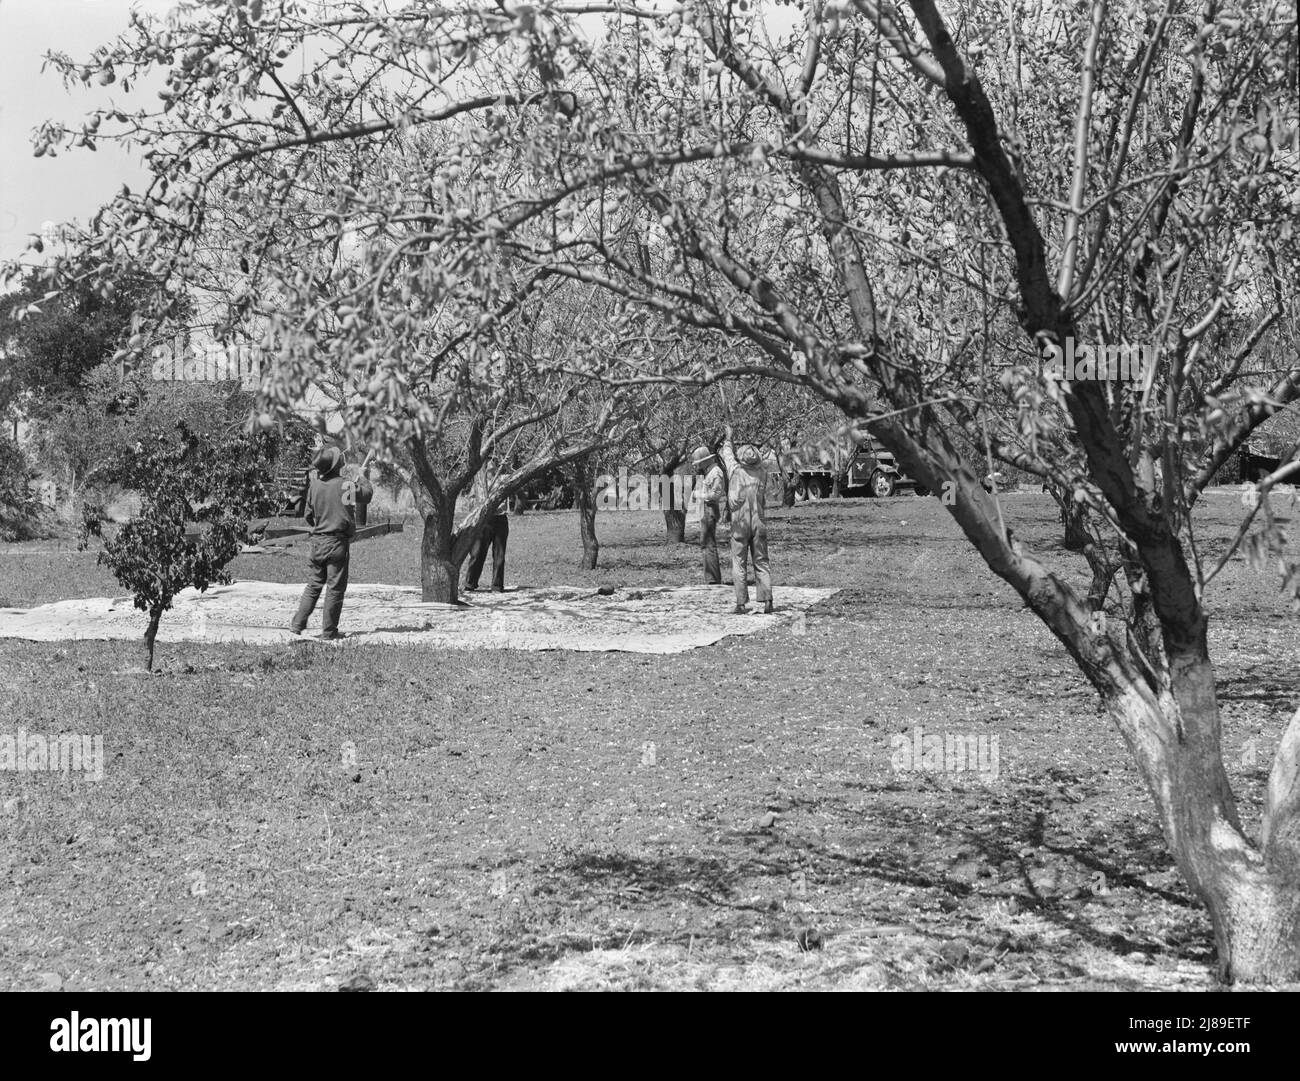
xmin=790 ymin=439 xmax=928 ymax=499
xmin=847 ymin=441 xmax=928 ymax=497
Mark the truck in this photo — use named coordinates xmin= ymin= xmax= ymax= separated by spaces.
xmin=787 ymin=439 xmax=930 ymax=500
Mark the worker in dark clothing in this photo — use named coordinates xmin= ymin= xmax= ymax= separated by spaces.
xmin=290 ymin=446 xmax=373 ymax=639
xmin=693 ymin=444 xmax=727 ymax=584
xmin=463 ymin=457 xmax=509 ymax=593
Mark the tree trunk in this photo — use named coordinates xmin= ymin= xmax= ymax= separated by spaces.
xmin=1062 ymin=504 xmax=1089 ymax=551
xmin=1206 ymin=864 xmax=1300 ymax=982
xmin=1049 ymin=483 xmax=1119 ymax=610
xmin=573 ymin=457 xmax=599 ymax=569
xmin=421 ymin=511 xmax=459 ymax=603
xmin=775 ymin=450 xmax=796 ymax=507
xmin=579 ymin=501 xmax=599 ymax=569
xmin=1082 ymin=540 xmax=1117 ymax=611
xmin=871 ymin=424 xmax=1300 ymax=983
xmin=1111 ymin=664 xmax=1300 ymax=982
xmin=659 ymin=451 xmax=688 ymax=543
xmin=1050 ymin=485 xmax=1090 ymax=551
xmin=144 ymin=607 xmax=162 ymax=672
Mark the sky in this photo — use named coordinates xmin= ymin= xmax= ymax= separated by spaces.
xmin=0 ymin=0 xmax=176 ymax=269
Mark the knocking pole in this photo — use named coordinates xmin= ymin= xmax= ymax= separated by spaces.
xmin=717 ymin=383 xmax=731 ymax=421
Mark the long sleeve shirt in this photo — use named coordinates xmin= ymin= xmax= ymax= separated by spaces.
xmin=304 ymin=471 xmax=373 ymax=538
xmin=720 ymin=436 xmax=767 ymax=532
xmin=700 ymin=463 xmax=727 ymax=509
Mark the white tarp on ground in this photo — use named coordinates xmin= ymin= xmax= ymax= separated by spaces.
xmin=0 ymin=582 xmax=839 ymax=654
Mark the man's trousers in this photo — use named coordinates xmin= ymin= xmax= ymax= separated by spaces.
xmin=701 ymin=503 xmax=722 ymax=583
xmin=291 ymin=534 xmax=351 ymax=636
xmin=731 ymin=525 xmax=772 ymax=607
xmin=466 ymin=515 xmax=509 ymax=591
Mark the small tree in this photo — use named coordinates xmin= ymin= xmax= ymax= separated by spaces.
xmin=80 ymin=423 xmax=278 ymax=670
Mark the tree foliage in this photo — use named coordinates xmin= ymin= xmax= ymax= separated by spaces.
xmin=0 ymin=270 xmax=166 ymax=420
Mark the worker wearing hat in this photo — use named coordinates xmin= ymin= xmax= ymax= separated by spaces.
xmin=694 ymin=443 xmax=727 ymax=584
xmin=290 ymin=446 xmax=373 ymax=639
xmin=720 ymin=424 xmax=773 ymax=614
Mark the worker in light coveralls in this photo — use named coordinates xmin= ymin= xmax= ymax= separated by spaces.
xmin=290 ymin=447 xmax=373 ymax=639
xmin=720 ymin=424 xmax=773 ymax=615
xmin=693 ymin=444 xmax=728 ymax=585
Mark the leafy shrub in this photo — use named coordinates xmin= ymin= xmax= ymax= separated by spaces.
xmin=0 ymin=435 xmax=47 ymax=541
xmin=80 ymin=423 xmax=283 ymax=670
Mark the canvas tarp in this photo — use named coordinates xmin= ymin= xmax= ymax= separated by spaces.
xmin=0 ymin=581 xmax=838 ymax=654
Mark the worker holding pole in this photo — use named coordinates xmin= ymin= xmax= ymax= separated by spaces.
xmin=289 ymin=447 xmax=374 ymax=640
xmin=720 ymin=424 xmax=773 ymax=615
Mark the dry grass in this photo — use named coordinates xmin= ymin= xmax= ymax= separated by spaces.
xmin=1 ymin=490 xmax=1297 ymax=990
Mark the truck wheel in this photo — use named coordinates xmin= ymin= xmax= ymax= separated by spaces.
xmin=794 ymin=476 xmax=811 ymax=501
xmin=914 ymin=484 xmax=930 ymax=497
xmin=870 ymin=471 xmax=896 ymax=498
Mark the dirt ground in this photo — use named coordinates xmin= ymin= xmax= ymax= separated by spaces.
xmin=1 ymin=490 xmax=1297 ymax=990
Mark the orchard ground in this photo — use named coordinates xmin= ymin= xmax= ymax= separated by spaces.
xmin=1 ymin=490 xmax=1297 ymax=991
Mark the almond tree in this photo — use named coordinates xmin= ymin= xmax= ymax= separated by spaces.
xmin=18 ymin=9 xmax=645 ymax=602
xmin=558 ymin=0 xmax=1295 ymax=982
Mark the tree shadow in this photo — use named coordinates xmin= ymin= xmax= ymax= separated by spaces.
xmin=428 ymin=783 xmax=1212 ymax=986
xmin=1215 ymin=675 xmax=1300 ymax=711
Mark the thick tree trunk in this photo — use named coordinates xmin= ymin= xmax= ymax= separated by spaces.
xmin=658 ymin=451 xmax=689 ymax=543
xmin=573 ymin=458 xmax=599 ymax=569
xmin=144 ymin=607 xmax=162 ymax=672
xmin=421 ymin=511 xmax=459 ymax=603
xmin=868 ymin=423 xmax=1300 ymax=983
xmin=1207 ymin=865 xmax=1300 ymax=982
xmin=1111 ymin=660 xmax=1300 ymax=983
